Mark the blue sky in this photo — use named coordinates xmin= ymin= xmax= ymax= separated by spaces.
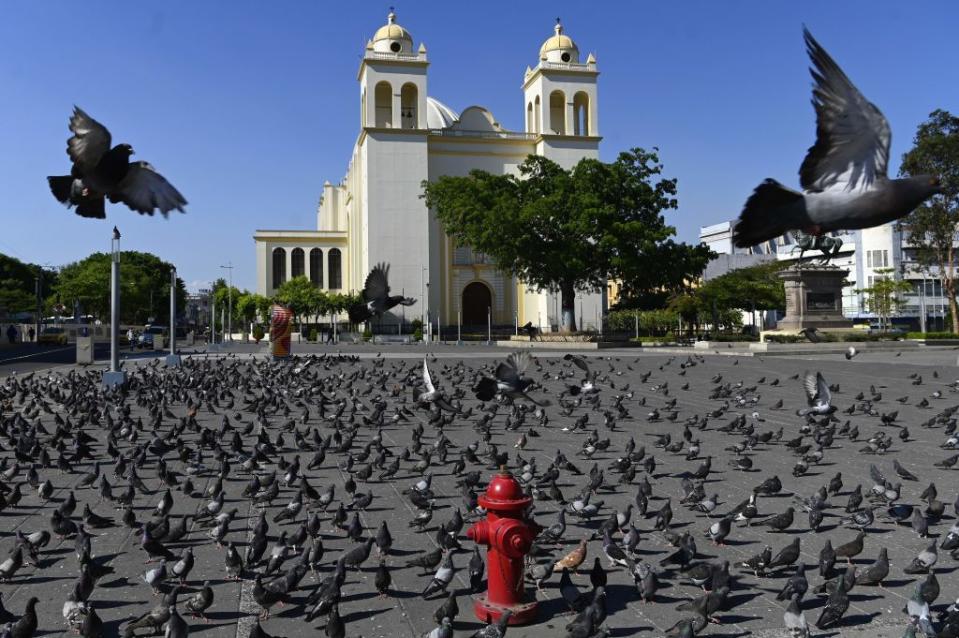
xmin=2 ymin=1 xmax=956 ymax=291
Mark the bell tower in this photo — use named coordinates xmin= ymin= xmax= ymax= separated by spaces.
xmin=359 ymin=9 xmax=428 ymax=130
xmin=523 ymin=19 xmax=599 ymax=139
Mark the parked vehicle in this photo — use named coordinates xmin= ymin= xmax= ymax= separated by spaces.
xmin=38 ymin=326 xmax=68 ymax=345
xmin=138 ymin=325 xmax=167 ymax=348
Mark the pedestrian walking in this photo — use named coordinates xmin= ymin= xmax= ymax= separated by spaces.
xmin=6 ymin=324 xmax=17 ymax=344
xmin=27 ymin=326 xmax=35 ymax=342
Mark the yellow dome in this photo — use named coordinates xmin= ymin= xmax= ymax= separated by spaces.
xmin=373 ymin=11 xmax=412 ymax=43
xmin=539 ymin=20 xmax=578 ymax=58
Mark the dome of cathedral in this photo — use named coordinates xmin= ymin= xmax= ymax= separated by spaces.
xmin=426 ymin=97 xmax=459 ymax=129
xmin=539 ymin=20 xmax=579 ymax=63
xmin=372 ymin=10 xmax=413 ymax=54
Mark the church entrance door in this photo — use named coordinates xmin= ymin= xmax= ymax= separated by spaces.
xmin=461 ymin=282 xmax=492 ymax=326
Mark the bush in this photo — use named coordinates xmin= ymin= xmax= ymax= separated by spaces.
xmin=706 ymin=333 xmax=757 ymax=342
xmin=252 ymin=325 xmax=265 ymax=342
xmin=606 ymin=309 xmax=678 ymax=335
xmin=412 ymin=328 xmax=423 ymax=342
xmin=410 ymin=318 xmax=423 ymax=333
xmin=907 ymin=331 xmax=959 ymax=340
xmin=307 ymin=328 xmax=318 ymax=342
xmin=764 ymin=334 xmax=804 ymax=343
xmin=362 ymin=329 xmax=373 ymax=342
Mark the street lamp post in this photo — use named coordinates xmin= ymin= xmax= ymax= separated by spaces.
xmin=220 ymin=262 xmax=234 ymax=342
xmin=102 ymin=227 xmax=126 ymax=388
xmin=167 ymin=268 xmax=181 ymax=367
xmin=34 ymin=272 xmax=41 ymax=345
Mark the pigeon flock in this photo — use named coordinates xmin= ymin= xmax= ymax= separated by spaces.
xmin=1 ymin=349 xmax=959 ymax=638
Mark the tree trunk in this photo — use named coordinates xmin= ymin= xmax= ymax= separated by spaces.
xmin=560 ymin=281 xmax=577 ymax=333
xmin=947 ymin=279 xmax=959 ymax=335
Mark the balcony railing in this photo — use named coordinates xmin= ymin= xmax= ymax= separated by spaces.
xmin=539 ymin=61 xmax=596 ymax=72
xmin=364 ymin=51 xmax=424 ymax=61
xmin=429 ymin=128 xmax=537 ymax=140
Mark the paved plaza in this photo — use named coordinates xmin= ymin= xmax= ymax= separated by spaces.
xmin=1 ymin=344 xmax=958 ymax=638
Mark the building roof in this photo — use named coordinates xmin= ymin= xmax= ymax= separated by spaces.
xmin=426 ymin=97 xmax=459 ymax=129
xmin=540 ymin=20 xmax=579 ymax=60
xmin=373 ymin=10 xmax=412 ymax=43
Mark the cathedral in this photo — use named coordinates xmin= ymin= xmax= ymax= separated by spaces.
xmin=253 ymin=12 xmax=606 ymax=331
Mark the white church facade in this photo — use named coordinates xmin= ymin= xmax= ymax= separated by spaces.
xmin=254 ymin=12 xmax=606 ymax=331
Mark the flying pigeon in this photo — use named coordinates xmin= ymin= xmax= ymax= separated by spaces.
xmin=732 ymin=29 xmax=941 ymax=248
xmin=48 ymin=107 xmax=187 ymax=218
xmin=474 ymin=351 xmax=551 ymax=405
xmin=796 ymin=371 xmax=835 ymax=416
xmin=347 ymin=263 xmax=416 ymax=324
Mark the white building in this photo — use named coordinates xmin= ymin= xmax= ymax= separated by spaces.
xmin=700 ymin=220 xmax=949 ymax=330
xmin=254 ymin=13 xmax=606 ymax=331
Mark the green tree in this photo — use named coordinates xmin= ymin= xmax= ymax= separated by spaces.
xmin=235 ymin=293 xmax=256 ymax=338
xmin=856 ymin=268 xmax=913 ymax=331
xmin=695 ymin=261 xmax=786 ymax=315
xmin=251 ymin=293 xmax=272 ymax=324
xmin=275 ymin=276 xmax=323 ymax=335
xmin=899 ymin=110 xmax=959 ymax=333
xmin=54 ymin=251 xmax=185 ymax=324
xmin=0 ymin=253 xmax=57 ymax=317
xmin=422 ymin=149 xmax=712 ymax=332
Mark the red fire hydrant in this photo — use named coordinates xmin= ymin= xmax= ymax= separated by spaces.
xmin=466 ymin=468 xmax=542 ymax=625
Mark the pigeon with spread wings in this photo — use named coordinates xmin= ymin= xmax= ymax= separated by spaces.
xmin=414 ymin=358 xmax=461 ymax=413
xmin=347 ymin=263 xmax=416 ymax=324
xmin=474 ymin=351 xmax=551 ymax=405
xmin=797 ymin=371 xmax=836 ymax=417
xmin=48 ymin=107 xmax=187 ymax=219
xmin=563 ymin=353 xmax=599 ymax=396
xmin=732 ymin=29 xmax=940 ymax=248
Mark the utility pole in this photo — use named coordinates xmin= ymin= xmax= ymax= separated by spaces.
xmin=167 ymin=268 xmax=181 ymax=367
xmin=220 ymin=262 xmax=234 ymax=342
xmin=103 ymin=227 xmax=126 ymax=388
xmin=34 ymin=271 xmax=41 ymax=344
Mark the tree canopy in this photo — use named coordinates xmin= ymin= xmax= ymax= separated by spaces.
xmin=422 ymin=149 xmax=713 ymax=331
xmin=695 ymin=261 xmax=786 ymax=313
xmin=0 ymin=253 xmax=57 ymax=317
xmin=54 ymin=251 xmax=186 ymax=324
xmin=899 ymin=109 xmax=959 ymax=333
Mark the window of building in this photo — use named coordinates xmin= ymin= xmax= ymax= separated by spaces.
xmin=549 ymin=90 xmax=565 ymax=135
xmin=328 ymin=248 xmax=342 ymax=289
xmin=272 ymin=248 xmax=286 ymax=289
xmin=310 ymin=248 xmax=323 ymax=287
xmin=291 ymin=248 xmax=304 ymax=278
xmin=401 ymin=83 xmax=417 ymax=129
xmin=374 ymin=81 xmax=392 ymax=128
xmin=573 ymin=92 xmax=589 ymax=136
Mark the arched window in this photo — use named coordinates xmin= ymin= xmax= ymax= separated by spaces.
xmin=374 ymin=81 xmax=392 ymax=128
xmin=328 ymin=248 xmax=342 ymax=289
xmin=549 ymin=90 xmax=566 ymax=135
xmin=291 ymin=248 xmax=304 ymax=278
xmin=272 ymin=248 xmax=286 ymax=289
xmin=401 ymin=83 xmax=417 ymax=129
xmin=573 ymin=92 xmax=589 ymax=136
xmin=534 ymin=95 xmax=541 ymax=133
xmin=309 ymin=248 xmax=323 ymax=287
xmin=526 ymin=101 xmax=533 ymax=132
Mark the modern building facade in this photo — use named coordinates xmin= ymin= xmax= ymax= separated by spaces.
xmin=254 ymin=13 xmax=606 ymax=331
xmin=700 ymin=220 xmax=950 ymax=330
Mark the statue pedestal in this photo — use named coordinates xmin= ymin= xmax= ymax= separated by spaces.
xmin=777 ymin=265 xmax=852 ymax=330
